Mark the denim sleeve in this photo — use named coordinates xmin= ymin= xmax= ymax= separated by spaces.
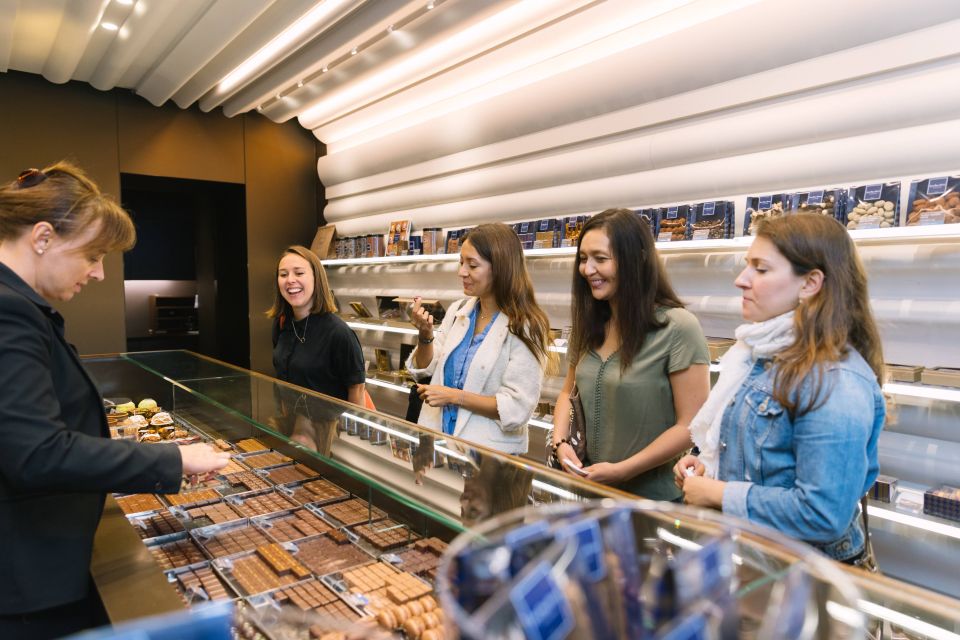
xmin=736 ymin=369 xmax=878 ymax=543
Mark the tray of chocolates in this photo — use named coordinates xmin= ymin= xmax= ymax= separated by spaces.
xmin=287 ymin=479 xmax=350 ymax=506
xmin=235 ymin=438 xmax=270 ymax=453
xmin=128 ymin=509 xmax=185 ymax=540
xmin=352 ymin=518 xmax=419 ymax=552
xmin=213 ymin=543 xmax=311 ymax=596
xmin=255 ymin=577 xmax=362 ymax=621
xmin=312 ymin=498 xmax=386 ymax=528
xmin=217 ymin=457 xmax=251 ymax=476
xmin=384 ymin=538 xmax=447 ymax=582
xmin=166 ymin=562 xmax=236 ymax=604
xmin=294 ymin=531 xmax=375 ymax=576
xmin=255 ymin=508 xmax=334 ymax=543
xmin=192 ymin=520 xmax=273 ymax=558
xmin=218 ymin=471 xmax=273 ymax=496
xmin=176 ymin=501 xmax=244 ymax=529
xmin=266 ymin=463 xmax=320 ymax=485
xmin=163 ymin=486 xmax=223 ymax=509
xmin=240 ymin=450 xmax=294 ymax=470
xmin=114 ymin=493 xmax=165 ymax=516
xmin=147 ymin=534 xmax=207 ymax=570
xmin=228 ymin=489 xmax=300 ymax=518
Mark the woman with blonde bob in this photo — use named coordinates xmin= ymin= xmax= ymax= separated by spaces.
xmin=407 ymin=222 xmax=550 ymax=454
xmin=268 ymin=245 xmax=365 ymax=407
xmin=676 ymin=213 xmax=885 ymax=566
xmin=0 ymin=162 xmax=229 ymax=638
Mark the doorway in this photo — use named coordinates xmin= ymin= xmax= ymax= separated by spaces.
xmin=121 ymin=174 xmax=249 ymax=368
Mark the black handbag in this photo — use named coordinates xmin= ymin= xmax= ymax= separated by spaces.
xmin=547 ymin=384 xmax=589 ymax=468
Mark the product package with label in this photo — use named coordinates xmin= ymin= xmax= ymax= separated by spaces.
xmin=561 ymin=215 xmax=589 ymax=247
xmin=656 ymin=205 xmax=691 ymax=242
xmin=845 ymin=181 xmax=900 ymax=229
xmin=636 ymin=209 xmax=660 ymax=236
xmin=906 ymin=175 xmax=960 ymax=226
xmin=871 ymin=475 xmax=898 ymax=503
xmin=786 ymin=189 xmax=845 ymax=223
xmin=923 ymin=485 xmax=960 ymax=522
xmin=744 ymin=194 xmax=788 ymax=236
xmin=533 ymin=218 xmax=561 ymax=249
xmin=689 ymin=201 xmax=734 ymax=240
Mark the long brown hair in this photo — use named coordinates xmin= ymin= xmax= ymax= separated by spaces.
xmin=266 ymin=245 xmax=337 ymax=320
xmin=0 ymin=161 xmax=135 ymax=254
xmin=460 ymin=223 xmax=550 ymax=363
xmin=757 ymin=214 xmax=884 ymax=416
xmin=571 ymin=208 xmax=684 ymax=372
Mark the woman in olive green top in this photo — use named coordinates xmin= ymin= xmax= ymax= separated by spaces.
xmin=550 ymin=208 xmax=710 ymax=500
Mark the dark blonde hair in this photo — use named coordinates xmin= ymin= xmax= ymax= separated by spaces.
xmin=757 ymin=214 xmax=884 ymax=416
xmin=460 ymin=223 xmax=550 ymax=363
xmin=0 ymin=161 xmax=135 ymax=255
xmin=266 ymin=245 xmax=337 ymax=320
xmin=571 ymin=208 xmax=684 ymax=372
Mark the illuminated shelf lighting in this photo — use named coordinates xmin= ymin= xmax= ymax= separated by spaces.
xmin=364 ymin=377 xmax=410 ymax=393
xmin=883 ymin=382 xmax=960 ymax=403
xmin=851 ymin=601 xmax=960 ymax=640
xmin=527 ymin=418 xmax=553 ymax=430
xmin=340 ymin=411 xmax=417 ymax=443
xmin=867 ymin=504 xmax=960 ymax=541
xmin=322 ymin=253 xmax=459 ymax=266
xmin=346 ymin=321 xmax=420 ymax=336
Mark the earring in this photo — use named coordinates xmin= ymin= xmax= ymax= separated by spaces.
xmin=36 ymin=248 xmax=44 ymax=255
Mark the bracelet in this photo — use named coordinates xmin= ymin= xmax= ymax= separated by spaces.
xmin=550 ymin=438 xmax=570 ymax=453
xmin=418 ymin=334 xmax=435 ymax=344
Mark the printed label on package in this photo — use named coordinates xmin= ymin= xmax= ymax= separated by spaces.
xmin=692 ymin=229 xmax=712 ymax=241
xmin=520 ymin=222 xmax=530 ymax=233
xmin=558 ymin=519 xmax=606 ymax=582
xmin=667 ymin=206 xmax=679 ymax=219
xmin=658 ymin=231 xmax=673 ymax=242
xmin=701 ymin=202 xmax=716 ymax=216
xmin=539 ymin=220 xmax=550 ymax=231
xmin=857 ymin=216 xmax=881 ymax=230
xmin=510 ymin=563 xmax=575 ymax=640
xmin=806 ymin=190 xmax=824 ymax=206
xmin=919 ymin=211 xmax=946 ymax=226
xmin=926 ymin=177 xmax=949 ymax=196
xmin=758 ymin=195 xmax=773 ymax=209
xmin=863 ymin=184 xmax=884 ymax=200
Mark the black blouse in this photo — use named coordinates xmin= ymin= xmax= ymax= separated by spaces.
xmin=272 ymin=311 xmax=365 ymax=400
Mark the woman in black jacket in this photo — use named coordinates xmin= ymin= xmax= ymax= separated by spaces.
xmin=0 ymin=162 xmax=230 ymax=639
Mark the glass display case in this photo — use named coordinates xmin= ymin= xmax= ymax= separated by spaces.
xmin=82 ymin=350 xmax=960 ymax=639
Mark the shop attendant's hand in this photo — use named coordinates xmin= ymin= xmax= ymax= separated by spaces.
xmin=681 ymin=476 xmax=725 ymax=509
xmin=410 ymin=297 xmax=435 ymax=337
xmin=673 ymin=454 xmax=705 ymax=489
xmin=581 ymin=461 xmax=626 ymax=484
xmin=416 ymin=384 xmax=460 ymax=407
xmin=180 ymin=443 xmax=231 ymax=476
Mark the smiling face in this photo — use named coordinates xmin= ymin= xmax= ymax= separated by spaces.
xmin=457 ymin=240 xmax=494 ymax=299
xmin=735 ymin=236 xmax=808 ymax=322
xmin=35 ymin=223 xmax=107 ymax=302
xmin=578 ymin=228 xmax=617 ymax=301
xmin=277 ymin=253 xmax=316 ymax=318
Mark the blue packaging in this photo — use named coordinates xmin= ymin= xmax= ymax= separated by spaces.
xmin=656 ymin=205 xmax=691 ymax=241
xmin=906 ymin=175 xmax=960 ymax=226
xmin=786 ymin=188 xmax=846 ymax=224
xmin=743 ymin=194 xmax=789 ymax=236
xmin=846 ymin=181 xmax=900 ymax=230
xmin=689 ymin=201 xmax=733 ymax=240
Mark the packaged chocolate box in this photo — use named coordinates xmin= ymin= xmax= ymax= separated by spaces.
xmin=744 ymin=194 xmax=789 ymax=236
xmin=689 ymin=201 xmax=734 ymax=240
xmin=846 ymin=182 xmax=900 ymax=230
xmin=906 ymin=175 xmax=960 ymax=226
xmin=656 ymin=205 xmax=691 ymax=242
xmin=786 ymin=189 xmax=846 ymax=223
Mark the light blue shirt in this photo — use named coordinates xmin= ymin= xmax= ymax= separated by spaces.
xmin=718 ymin=349 xmax=885 ymax=561
xmin=441 ymin=305 xmax=499 ymax=435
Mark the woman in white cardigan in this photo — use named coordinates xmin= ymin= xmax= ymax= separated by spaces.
xmin=406 ymin=223 xmax=551 ymax=454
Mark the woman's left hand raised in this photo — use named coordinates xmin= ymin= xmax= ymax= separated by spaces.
xmin=581 ymin=461 xmax=625 ymax=484
xmin=416 ymin=384 xmax=461 ymax=408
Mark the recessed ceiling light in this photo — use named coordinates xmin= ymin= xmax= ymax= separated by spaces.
xmin=101 ymin=22 xmax=119 ymax=31
xmin=116 ymin=0 xmax=134 ymax=5
xmin=387 ymin=24 xmax=395 ymax=33
xmin=275 ymin=93 xmax=282 ymax=99
xmin=427 ymin=2 xmax=434 ymax=9
xmin=350 ymin=47 xmax=358 ymax=55
xmin=322 ymin=65 xmax=328 ymax=73
xmin=297 ymin=81 xmax=304 ymax=88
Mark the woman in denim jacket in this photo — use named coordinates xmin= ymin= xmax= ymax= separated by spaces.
xmin=675 ymin=213 xmax=885 ymax=564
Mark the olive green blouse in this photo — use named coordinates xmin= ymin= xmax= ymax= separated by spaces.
xmin=574 ymin=307 xmax=709 ymax=501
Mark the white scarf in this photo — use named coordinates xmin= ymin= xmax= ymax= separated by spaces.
xmin=689 ymin=310 xmax=796 ymax=478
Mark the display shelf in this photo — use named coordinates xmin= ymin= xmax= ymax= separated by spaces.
xmin=883 ymin=382 xmax=960 ymax=404
xmin=867 ymin=500 xmax=960 ymax=542
xmin=322 ymin=224 xmax=960 ymax=267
